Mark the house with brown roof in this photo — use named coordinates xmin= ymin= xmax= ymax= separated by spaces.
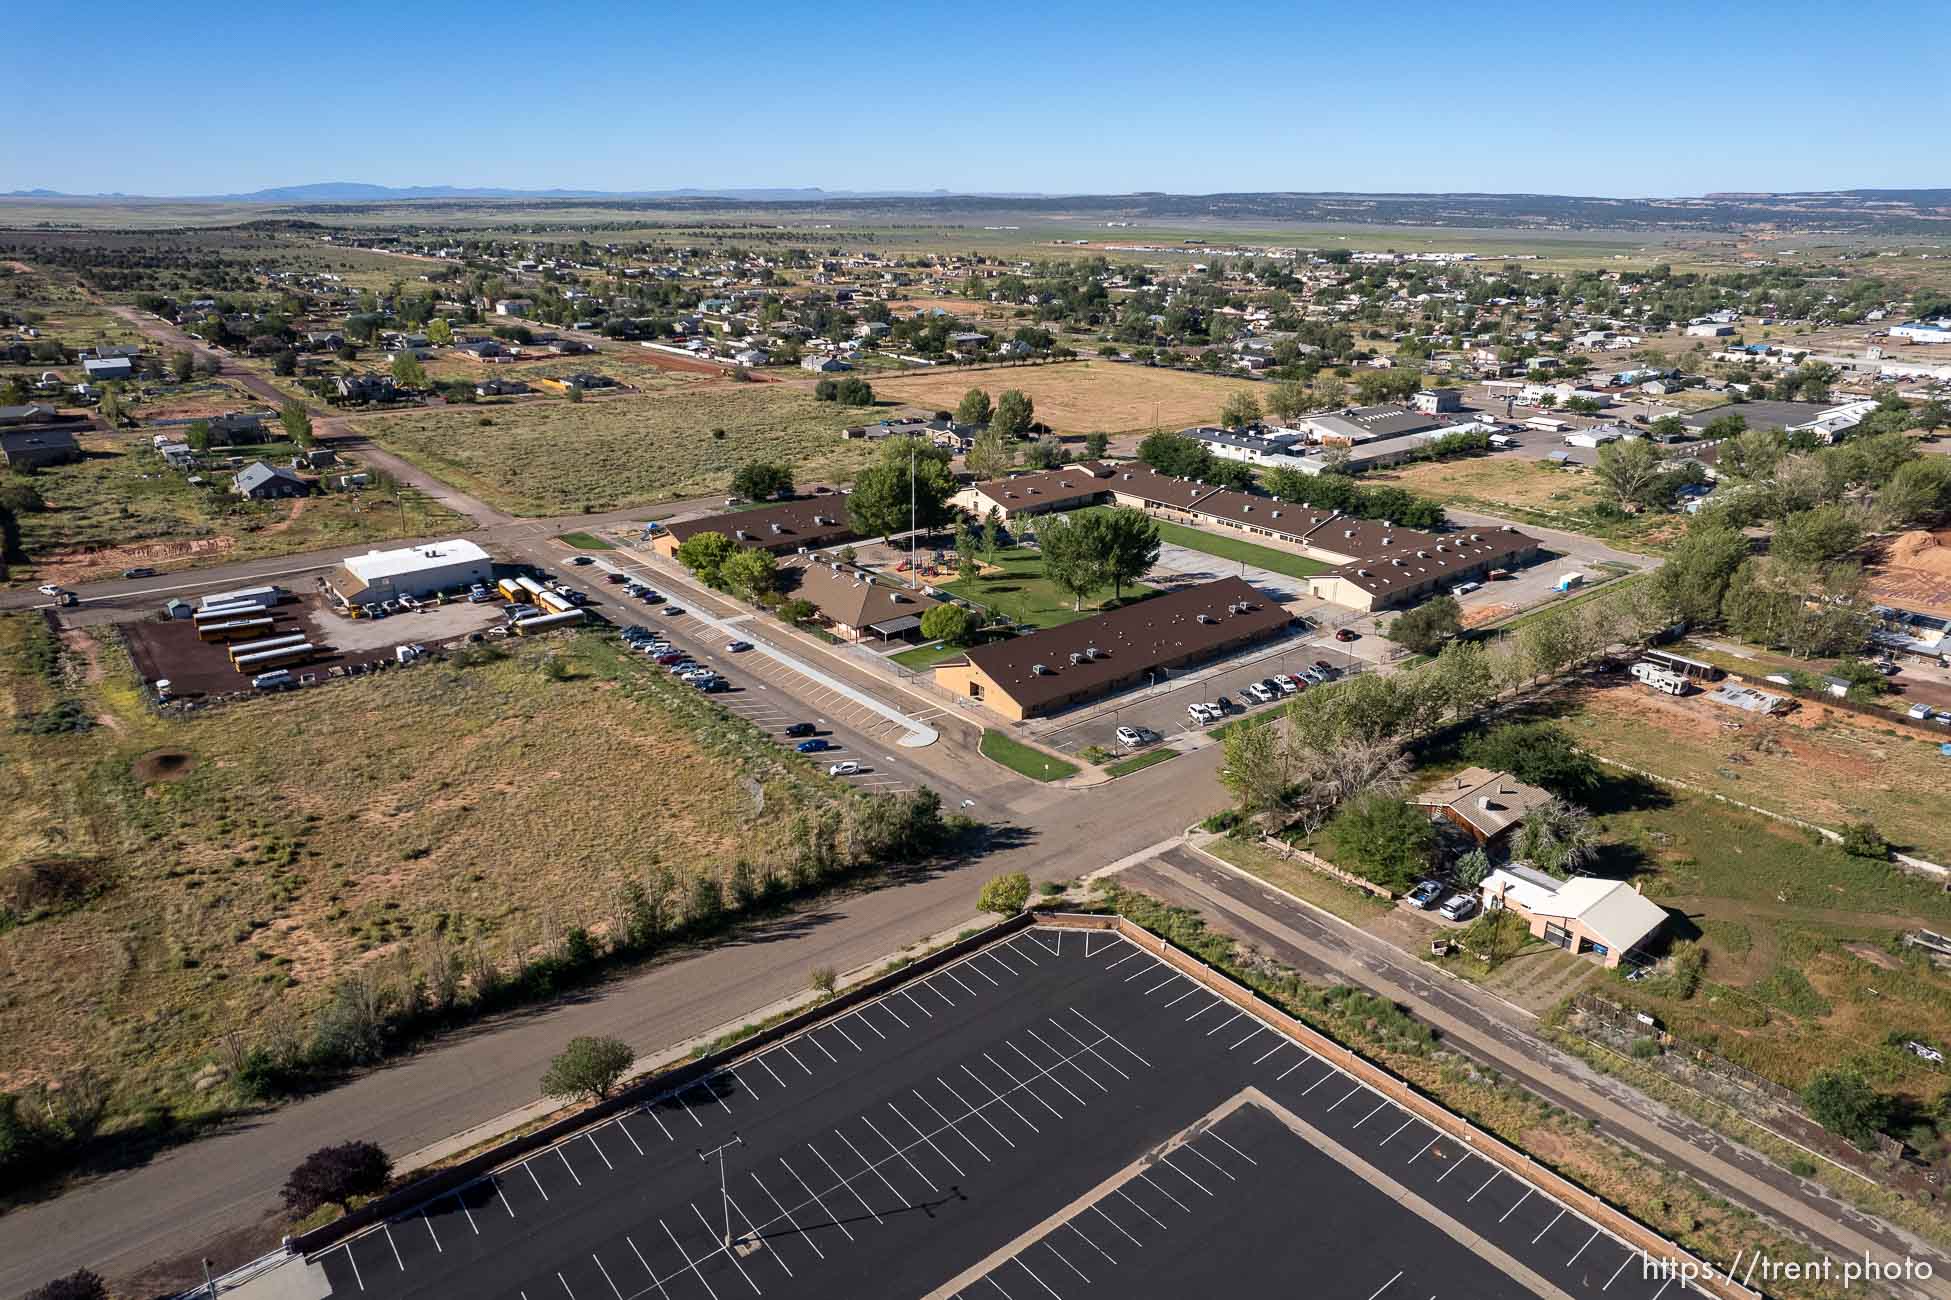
xmin=932 ymin=577 xmax=1293 ymax=720
xmin=650 ymin=498 xmax=858 ymax=559
xmin=1412 ymin=767 xmax=1553 ymax=848
xmin=1305 ymin=527 xmax=1539 ymax=612
xmin=787 ymin=561 xmax=939 ymax=642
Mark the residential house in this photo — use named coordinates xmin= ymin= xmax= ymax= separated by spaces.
xmin=1412 ymin=768 xmax=1553 ymax=848
xmin=335 ymin=374 xmax=400 ymax=404
xmin=0 ymin=425 xmax=82 ymax=470
xmin=232 ymin=461 xmax=311 ymax=499
xmin=82 ymin=356 xmax=134 ymax=382
xmin=1478 ymin=866 xmax=1666 ymax=968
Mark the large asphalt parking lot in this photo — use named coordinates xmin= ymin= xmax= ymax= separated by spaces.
xmin=313 ymin=929 xmax=1701 ymax=1300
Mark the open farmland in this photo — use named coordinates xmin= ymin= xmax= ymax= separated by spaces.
xmin=4 ymin=434 xmax=463 ymax=588
xmin=869 ymin=359 xmax=1264 ymax=435
xmin=354 ymin=382 xmax=875 ymax=514
xmin=0 ymin=620 xmax=846 ymax=1122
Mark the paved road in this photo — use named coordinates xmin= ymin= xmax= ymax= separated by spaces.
xmin=1122 ymin=847 xmax=1951 ymax=1300
xmin=0 ymin=749 xmax=1211 ymax=1296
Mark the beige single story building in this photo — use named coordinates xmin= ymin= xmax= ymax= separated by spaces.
xmin=650 ymin=497 xmax=857 ymax=559
xmin=786 ymin=561 xmax=938 ymax=642
xmin=1412 ymin=767 xmax=1553 ymax=848
xmin=1478 ymin=866 xmax=1667 ymax=968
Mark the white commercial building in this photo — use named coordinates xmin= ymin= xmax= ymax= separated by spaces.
xmin=328 ymin=539 xmax=493 ymax=607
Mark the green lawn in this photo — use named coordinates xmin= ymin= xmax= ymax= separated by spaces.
xmin=941 ymin=547 xmax=1157 ymax=630
xmin=1075 ymin=506 xmax=1331 ymax=580
xmin=978 ymin=729 xmax=1080 ymax=782
xmin=1210 ymin=708 xmax=1283 ymax=740
xmin=556 ymin=531 xmax=614 ymax=550
xmin=1104 ymin=747 xmax=1180 ymax=777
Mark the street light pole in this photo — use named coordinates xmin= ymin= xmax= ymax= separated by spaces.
xmin=909 ymin=439 xmax=918 ymax=584
xmin=698 ymin=1134 xmax=744 ymax=1249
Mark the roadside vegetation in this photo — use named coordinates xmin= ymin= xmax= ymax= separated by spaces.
xmin=0 ymin=618 xmax=963 ymax=1200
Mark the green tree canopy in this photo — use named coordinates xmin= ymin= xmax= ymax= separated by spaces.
xmin=920 ymin=603 xmax=976 ymax=645
xmin=846 ymin=438 xmax=957 ymax=538
xmin=1218 ymin=390 xmax=1262 ymax=430
xmin=1800 ymin=1069 xmax=1889 ymax=1148
xmin=390 ymin=352 xmax=427 ymax=388
xmin=1384 ymin=596 xmax=1461 ymax=655
xmin=1326 ymin=793 xmax=1435 ymax=891
xmin=956 ymin=388 xmax=993 ymax=425
xmin=977 ymin=871 xmax=1031 ymax=915
xmin=993 ymin=389 xmax=1035 ymax=438
xmin=540 ymin=1035 xmax=635 ymax=1104
xmin=721 ymin=548 xmax=778 ymax=600
xmin=674 ymin=531 xmax=738 ymax=587
xmin=731 ymin=461 xmax=794 ymax=501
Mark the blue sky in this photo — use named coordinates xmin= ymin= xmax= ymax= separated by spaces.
xmin=9 ymin=0 xmax=1942 ymax=197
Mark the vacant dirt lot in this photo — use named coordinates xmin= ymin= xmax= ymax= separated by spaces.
xmin=0 ymin=619 xmax=835 ymax=1117
xmin=869 ymin=360 xmax=1264 ymax=434
xmin=1860 ymin=528 xmax=1951 ymax=618
xmin=356 ymin=383 xmax=875 ymax=515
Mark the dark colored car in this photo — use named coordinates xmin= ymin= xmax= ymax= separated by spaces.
xmin=795 ymin=738 xmax=833 ymax=754
xmin=663 ymin=605 xmax=685 ymax=617
xmin=123 ymin=567 xmax=157 ymax=579
xmin=1334 ymin=628 xmax=1359 ymax=642
xmin=784 ymin=722 xmax=816 ymax=738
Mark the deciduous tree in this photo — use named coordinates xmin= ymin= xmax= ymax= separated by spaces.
xmin=540 ymin=1036 xmax=635 ymax=1104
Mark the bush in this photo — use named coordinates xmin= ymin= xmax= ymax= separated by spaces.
xmin=1839 ymin=821 xmax=1889 ymax=861
xmin=977 ymin=871 xmax=1032 ymax=915
xmin=282 ymin=1140 xmax=391 ymax=1217
xmin=919 ymin=603 xmax=975 ymax=646
xmin=810 ymin=966 xmax=837 ymax=996
xmin=1462 ymin=722 xmax=1601 ymax=797
xmin=1785 ymin=1156 xmax=1817 ymax=1178
xmin=541 ymin=1035 xmax=636 ymax=1104
xmin=1801 ymin=1069 xmax=1890 ymax=1148
xmin=25 ymin=1271 xmax=107 ymax=1300
xmin=1629 ymin=1037 xmax=1660 ymax=1059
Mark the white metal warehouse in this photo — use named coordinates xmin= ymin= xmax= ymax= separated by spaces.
xmin=328 ymin=539 xmax=493 ymax=607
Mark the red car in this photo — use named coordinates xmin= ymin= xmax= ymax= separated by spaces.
xmin=1334 ymin=628 xmax=1359 ymax=643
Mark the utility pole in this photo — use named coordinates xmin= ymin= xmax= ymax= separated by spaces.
xmin=202 ymin=1258 xmax=216 ymax=1300
xmin=909 ymin=438 xmax=918 ymax=584
xmin=698 ymin=1134 xmax=744 ymax=1249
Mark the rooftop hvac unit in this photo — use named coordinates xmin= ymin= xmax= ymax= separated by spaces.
xmin=1270 ymin=510 xmax=1281 ymax=518
xmin=1069 ymin=651 xmax=1084 ymax=665
xmin=1416 ymin=550 xmax=1428 ymax=558
xmin=735 ymin=529 xmax=751 ymax=540
xmin=1196 ymin=613 xmax=1215 ymax=624
xmin=1357 ymin=568 xmax=1371 ymax=577
xmin=1381 ymin=534 xmax=1393 ymax=545
xmin=770 ymin=522 xmax=783 ymax=534
xmin=1391 ymin=557 xmax=1404 ymax=566
xmin=1031 ymin=663 xmax=1050 ymax=675
xmin=1084 ymin=646 xmax=1100 ymax=659
xmin=1470 ymin=533 xmax=1483 ymax=541
xmin=1343 ymin=528 xmax=1356 ymax=538
xmin=1242 ymin=503 xmax=1253 ymax=512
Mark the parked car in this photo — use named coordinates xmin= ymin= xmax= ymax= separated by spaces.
xmin=1115 ymin=725 xmax=1152 ymax=748
xmin=1438 ymin=894 xmax=1478 ymax=922
xmin=663 ymin=605 xmax=685 ymax=616
xmin=1313 ymin=660 xmax=1336 ymax=675
xmin=1407 ymin=880 xmax=1445 ymax=910
xmin=570 ymin=555 xmax=594 ymax=566
xmin=654 ymin=651 xmax=686 ymax=665
xmin=828 ymin=761 xmax=861 ymax=777
xmin=1272 ymin=674 xmax=1299 ymax=695
xmin=784 ymin=722 xmax=816 ymax=738
xmin=1908 ymin=702 xmax=1934 ymax=720
xmin=639 ymin=589 xmax=665 ymax=604
xmin=725 ymin=640 xmax=753 ymax=653
xmin=122 ymin=567 xmax=156 ymax=579
xmin=1451 ymin=581 xmax=1483 ymax=597
xmin=605 ymin=572 xmax=628 ymax=584
xmin=36 ymin=584 xmax=61 ymax=597
xmin=468 ymin=583 xmax=492 ymax=603
xmin=796 ymin=738 xmax=833 ymax=754
xmin=1247 ymin=681 xmax=1278 ymax=703
xmin=1188 ymin=702 xmax=1221 ymax=725
xmin=1334 ymin=628 xmax=1359 ymax=642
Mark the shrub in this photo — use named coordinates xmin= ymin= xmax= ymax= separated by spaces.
xmin=810 ymin=966 xmax=837 ymax=996
xmin=1325 ymin=794 xmax=1434 ymax=892
xmin=1800 ymin=1069 xmax=1890 ymax=1148
xmin=1785 ymin=1156 xmax=1817 ymax=1178
xmin=25 ymin=1271 xmax=108 ymax=1300
xmin=1629 ymin=1037 xmax=1660 ymax=1059
xmin=282 ymin=1140 xmax=391 ymax=1216
xmin=1838 ymin=821 xmax=1889 ymax=861
xmin=977 ymin=871 xmax=1032 ymax=915
xmin=540 ymin=1035 xmax=636 ymax=1104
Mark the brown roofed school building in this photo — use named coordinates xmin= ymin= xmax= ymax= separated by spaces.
xmin=650 ymin=497 xmax=858 ymax=559
xmin=950 ymin=462 xmax=1119 ymax=522
xmin=1305 ymin=526 xmax=1539 ymax=612
xmin=1412 ymin=767 xmax=1554 ymax=847
xmin=787 ymin=561 xmax=939 ymax=641
xmin=933 ymin=577 xmax=1294 ymax=720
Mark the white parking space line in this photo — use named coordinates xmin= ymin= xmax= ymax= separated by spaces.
xmin=661 ymin=1218 xmax=724 ymax=1300
xmin=987 ymin=1051 xmax=1064 ymax=1118
xmin=985 ymin=950 xmax=1020 ymax=977
xmin=382 ymin=1224 xmax=404 ymax=1271
xmin=1353 ymin=1100 xmax=1389 ymax=1127
xmin=959 ymin=957 xmax=1001 ymax=987
xmin=780 ymin=1043 xmax=814 ymax=1075
xmin=1047 ymin=1016 xmax=1131 ymax=1082
xmin=1568 ymin=1229 xmax=1601 ymax=1267
xmin=755 ymin=1055 xmax=788 ymax=1089
xmin=1301 ymin=1068 xmax=1338 ymax=1096
xmin=1069 ymin=1007 xmax=1152 ymax=1068
xmin=726 ymin=1192 xmax=789 ymax=1279
xmin=1143 ymin=974 xmax=1178 ymax=995
xmin=1204 ymin=1010 xmax=1245 ymax=1037
xmin=1136 ymin=1171 xmax=1191 ymax=1214
xmin=1534 ymin=1208 xmax=1567 ymax=1243
xmin=1104 ymin=949 xmax=1145 ymax=971
xmin=1162 ymin=984 xmax=1201 ymax=1009
xmin=626 ymin=1235 xmax=675 ymax=1298
xmin=1229 ymin=1026 xmax=1264 ymax=1051
xmin=889 ymin=1100 xmax=964 ymax=1178
xmin=1366 ymin=1269 xmax=1404 ymax=1300
xmin=592 ymin=1252 xmax=625 ymax=1300
xmin=340 ymin=1244 xmax=364 ymax=1292
xmin=900 ymin=988 xmax=935 ymax=1019
xmin=1005 ymin=937 xmax=1041 ymax=966
xmin=944 ymin=968 xmax=980 ymax=998
xmin=752 ymin=1171 xmax=824 ymax=1261
xmin=1185 ymin=1000 xmax=1221 ymax=1022
xmin=691 ymin=1202 xmax=763 ymax=1295
xmin=1028 ymin=1027 xmax=1110 ymax=1093
xmin=1436 ymin=1153 xmax=1472 ymax=1182
xmin=810 ymin=1141 xmax=884 ymax=1225
xmin=805 ymin=1033 xmax=839 ymax=1064
xmin=1182 ymin=1142 xmax=1237 ymax=1182
xmin=698 ymin=1078 xmax=736 ymax=1113
xmin=1068 ymin=1220 xmax=1116 ymax=1266
xmin=559 ymin=1146 xmax=585 ymax=1184
xmin=421 ymin=1210 xmax=443 ymax=1252
xmin=829 ymin=1021 xmax=862 ymax=1052
xmin=615 ymin=1115 xmax=647 ymax=1156
xmin=495 ymin=1178 xmax=516 ymax=1217
xmin=1158 ymin=1153 xmax=1213 ymax=1197
xmin=1501 ymin=1187 xmax=1534 ymax=1222
xmin=1381 ymin=1116 xmax=1417 ymax=1145
xmin=964 ymin=1063 xmax=1040 ymax=1132
xmin=1043 ymin=1239 xmax=1089 ymax=1284
xmin=1204 ymin=1130 xmax=1259 ymax=1166
xmin=526 ymin=1162 xmax=551 ymax=1201
xmin=587 ymin=1132 xmax=614 ymax=1169
xmin=1011 ymin=1041 xmax=1085 ymax=1107
xmin=1604 ymin=1252 xmax=1641 ymax=1290
xmin=878 ymin=999 xmax=913 ymax=1030
xmin=1116 ymin=1186 xmax=1169 ymax=1230
xmin=454 ymin=1191 xmax=478 ymax=1234
xmin=1469 ymin=1171 xmax=1500 ymax=1202
xmin=939 ymin=1076 xmax=1016 ymax=1149
xmin=1093 ymin=1203 xmax=1143 ymax=1248
xmin=1014 ymin=1255 xmax=1064 ymax=1299
xmin=916 ymin=1088 xmax=990 ymax=1162
xmin=840 ymin=1126 xmax=914 ymax=1204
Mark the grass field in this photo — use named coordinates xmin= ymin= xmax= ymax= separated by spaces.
xmin=355 ymin=383 xmax=875 ymax=515
xmin=0 ymin=620 xmax=856 ymax=1125
xmin=554 ymin=531 xmax=613 ymax=550
xmin=1075 ymin=505 xmax=1332 ymax=579
xmin=868 ymin=360 xmax=1264 ymax=435
xmin=3 ymin=435 xmax=461 ymax=587
xmin=978 ymin=729 xmax=1079 ymax=781
xmin=940 ymin=546 xmax=1158 ymax=628
xmin=1372 ymin=458 xmax=1675 ymax=549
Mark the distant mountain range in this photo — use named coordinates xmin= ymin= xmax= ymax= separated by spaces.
xmin=1 ymin=182 xmax=1051 ymax=203
xmin=3 ymin=184 xmax=1949 ymax=233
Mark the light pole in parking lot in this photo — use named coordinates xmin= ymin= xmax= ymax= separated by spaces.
xmin=699 ymin=1133 xmax=745 ymax=1249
